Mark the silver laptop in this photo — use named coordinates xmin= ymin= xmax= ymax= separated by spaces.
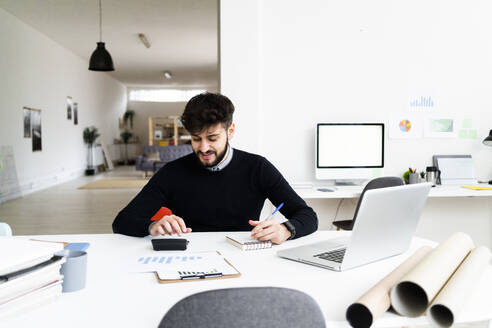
xmin=277 ymin=183 xmax=431 ymax=271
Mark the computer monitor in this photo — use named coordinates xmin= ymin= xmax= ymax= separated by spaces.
xmin=315 ymin=123 xmax=384 ymax=183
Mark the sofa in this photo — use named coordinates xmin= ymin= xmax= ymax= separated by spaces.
xmin=136 ymin=145 xmax=193 ymax=177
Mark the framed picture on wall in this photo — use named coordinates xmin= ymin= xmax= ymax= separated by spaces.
xmin=388 ymin=114 xmax=423 ymax=139
xmin=423 ymin=116 xmax=457 ymax=138
xmin=31 ymin=108 xmax=42 ymax=152
xmin=74 ymin=102 xmax=78 ymax=125
xmin=23 ymin=107 xmax=31 ymax=138
xmin=67 ymin=96 xmax=73 ymax=120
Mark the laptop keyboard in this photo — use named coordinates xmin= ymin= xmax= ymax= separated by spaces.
xmin=314 ymin=248 xmax=346 ymax=263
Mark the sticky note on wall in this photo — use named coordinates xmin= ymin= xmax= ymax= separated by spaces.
xmin=462 ymin=118 xmax=472 ymax=129
xmin=458 ymin=129 xmax=478 ymax=139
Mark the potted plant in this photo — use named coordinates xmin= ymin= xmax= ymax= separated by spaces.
xmin=120 ymin=130 xmax=133 ymax=165
xmin=402 ymin=170 xmax=410 ymax=184
xmin=83 ymin=126 xmax=100 ymax=175
xmin=123 ymin=110 xmax=135 ymax=129
xmin=118 ymin=110 xmax=137 ymax=165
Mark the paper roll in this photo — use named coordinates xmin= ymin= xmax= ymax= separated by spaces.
xmin=390 ymin=232 xmax=475 ymax=317
xmin=427 ymin=246 xmax=491 ymax=327
xmin=346 ymin=246 xmax=433 ymax=328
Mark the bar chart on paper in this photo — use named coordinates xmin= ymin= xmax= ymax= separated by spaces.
xmin=137 ymin=255 xmax=203 ymax=265
xmin=128 ymin=251 xmax=236 ymax=274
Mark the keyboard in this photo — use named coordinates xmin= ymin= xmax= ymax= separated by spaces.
xmin=313 ymin=248 xmax=346 ymax=263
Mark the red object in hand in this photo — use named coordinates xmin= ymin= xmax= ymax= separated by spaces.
xmin=151 ymin=207 xmax=173 ymax=221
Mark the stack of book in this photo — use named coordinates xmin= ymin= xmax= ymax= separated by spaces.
xmin=0 ymin=238 xmax=65 ymax=319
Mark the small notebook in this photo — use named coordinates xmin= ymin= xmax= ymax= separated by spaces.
xmin=226 ymin=234 xmax=272 ymax=251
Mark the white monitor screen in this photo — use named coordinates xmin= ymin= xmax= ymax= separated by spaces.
xmin=317 ymin=123 xmax=384 ymax=168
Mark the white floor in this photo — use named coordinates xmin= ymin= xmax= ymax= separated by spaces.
xmin=0 ymin=166 xmax=143 ymax=235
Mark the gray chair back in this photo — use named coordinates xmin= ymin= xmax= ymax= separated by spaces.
xmin=352 ymin=176 xmax=404 ymax=222
xmin=159 ymin=287 xmax=326 ymax=328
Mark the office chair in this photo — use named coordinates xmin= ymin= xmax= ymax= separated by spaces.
xmin=0 ymin=222 xmax=12 ymax=236
xmin=332 ymin=176 xmax=404 ymax=231
xmin=159 ymin=287 xmax=326 ymax=328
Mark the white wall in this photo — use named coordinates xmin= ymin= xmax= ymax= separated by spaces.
xmin=220 ymin=0 xmax=263 ymax=153
xmin=221 ymin=0 xmax=492 ymax=246
xmin=0 ymin=8 xmax=126 ymax=202
xmin=221 ymin=0 xmax=492 ymax=183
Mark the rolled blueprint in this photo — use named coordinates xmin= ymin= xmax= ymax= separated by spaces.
xmin=427 ymin=246 xmax=491 ymax=328
xmin=390 ymin=232 xmax=475 ymax=317
xmin=346 ymin=246 xmax=432 ymax=328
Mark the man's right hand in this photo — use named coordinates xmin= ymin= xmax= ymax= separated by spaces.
xmin=150 ymin=215 xmax=192 ymax=236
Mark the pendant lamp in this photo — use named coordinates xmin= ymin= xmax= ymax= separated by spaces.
xmin=89 ymin=0 xmax=114 ymax=71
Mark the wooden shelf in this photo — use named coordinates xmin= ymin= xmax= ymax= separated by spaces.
xmin=148 ymin=116 xmax=190 ymax=146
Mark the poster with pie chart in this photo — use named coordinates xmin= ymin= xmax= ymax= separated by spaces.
xmin=389 ymin=114 xmax=423 ymax=139
xmin=399 ymin=120 xmax=412 ymax=132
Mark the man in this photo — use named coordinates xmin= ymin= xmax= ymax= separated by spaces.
xmin=112 ymin=92 xmax=317 ymax=244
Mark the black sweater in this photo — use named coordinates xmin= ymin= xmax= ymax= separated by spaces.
xmin=112 ymin=149 xmax=318 ymax=238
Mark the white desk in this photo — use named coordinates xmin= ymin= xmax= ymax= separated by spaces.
xmin=295 ymin=184 xmax=492 ymax=199
xmin=2 ymin=232 xmax=491 ymax=328
xmin=294 ymin=185 xmax=492 ymax=249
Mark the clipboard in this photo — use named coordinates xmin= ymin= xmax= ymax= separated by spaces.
xmin=154 ymin=251 xmax=241 ymax=284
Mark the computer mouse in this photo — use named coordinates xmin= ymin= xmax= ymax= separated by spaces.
xmin=317 ymin=188 xmax=335 ymax=192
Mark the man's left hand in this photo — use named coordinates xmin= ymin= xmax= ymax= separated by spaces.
xmin=249 ymin=219 xmax=291 ymax=245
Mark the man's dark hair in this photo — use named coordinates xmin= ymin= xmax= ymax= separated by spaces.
xmin=181 ymin=92 xmax=235 ymax=134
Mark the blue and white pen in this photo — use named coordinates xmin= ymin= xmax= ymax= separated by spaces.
xmin=261 ymin=203 xmax=284 ymax=222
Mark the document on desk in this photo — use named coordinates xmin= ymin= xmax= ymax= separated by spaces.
xmin=127 ymin=251 xmax=239 ymax=278
xmin=461 ymin=185 xmax=492 ymax=191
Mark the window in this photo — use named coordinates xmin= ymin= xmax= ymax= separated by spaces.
xmin=128 ymin=89 xmax=207 ymax=102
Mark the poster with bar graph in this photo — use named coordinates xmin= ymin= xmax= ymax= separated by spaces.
xmin=409 ymin=95 xmax=436 ymax=110
xmin=408 ymin=87 xmax=437 ymax=111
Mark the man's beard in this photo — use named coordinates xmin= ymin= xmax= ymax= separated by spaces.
xmin=195 ymin=139 xmax=229 ymax=168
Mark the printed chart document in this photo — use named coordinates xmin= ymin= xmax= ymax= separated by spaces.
xmin=127 ymin=251 xmax=240 ymax=282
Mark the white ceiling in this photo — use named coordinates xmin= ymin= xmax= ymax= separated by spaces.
xmin=0 ymin=0 xmax=219 ymax=88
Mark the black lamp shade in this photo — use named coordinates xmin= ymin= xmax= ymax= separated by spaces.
xmin=483 ymin=129 xmax=492 ymax=146
xmin=89 ymin=42 xmax=114 ymax=71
